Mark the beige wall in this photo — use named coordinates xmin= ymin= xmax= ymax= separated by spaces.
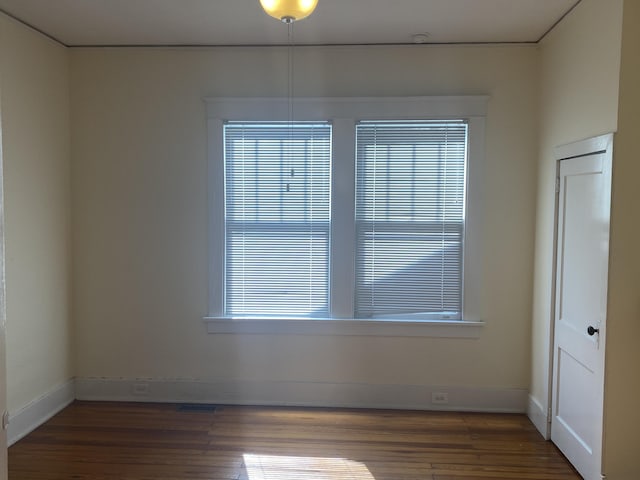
xmin=1 ymin=2 xmax=637 ymax=472
xmin=71 ymin=45 xmax=538 ymax=394
xmin=530 ymin=0 xmax=623 ymax=426
xmin=603 ymin=1 xmax=640 ymax=476
xmin=0 ymin=16 xmax=73 ymax=412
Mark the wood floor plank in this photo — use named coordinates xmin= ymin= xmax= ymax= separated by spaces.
xmin=9 ymin=401 xmax=580 ymax=480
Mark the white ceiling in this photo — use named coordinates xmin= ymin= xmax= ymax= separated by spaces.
xmin=0 ymin=0 xmax=581 ymax=47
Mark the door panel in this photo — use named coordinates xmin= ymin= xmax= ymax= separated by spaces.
xmin=556 ymin=349 xmax=597 ymax=450
xmin=551 ymin=135 xmax=612 ymax=480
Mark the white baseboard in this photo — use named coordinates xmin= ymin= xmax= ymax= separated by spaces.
xmin=527 ymin=394 xmax=550 ymax=439
xmin=5 ymin=377 xmax=527 ymax=443
xmin=8 ymin=379 xmax=75 ymax=446
xmin=76 ymin=377 xmax=527 ymax=413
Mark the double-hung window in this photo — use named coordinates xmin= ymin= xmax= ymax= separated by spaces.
xmin=224 ymin=122 xmax=331 ymax=317
xmin=206 ymin=97 xmax=486 ymax=336
xmin=355 ymin=121 xmax=467 ymax=320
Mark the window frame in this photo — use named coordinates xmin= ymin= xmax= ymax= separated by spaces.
xmin=204 ymin=96 xmax=487 ymax=337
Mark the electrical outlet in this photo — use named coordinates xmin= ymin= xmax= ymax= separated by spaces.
xmin=132 ymin=383 xmax=149 ymax=396
xmin=431 ymin=392 xmax=449 ymax=405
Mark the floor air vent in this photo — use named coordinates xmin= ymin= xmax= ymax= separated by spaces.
xmin=176 ymin=404 xmax=218 ymax=412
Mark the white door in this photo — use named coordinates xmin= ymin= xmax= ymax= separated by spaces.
xmin=551 ymin=134 xmax=612 ymax=480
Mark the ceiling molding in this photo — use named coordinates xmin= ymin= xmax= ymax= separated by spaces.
xmin=0 ymin=7 xmax=68 ymax=47
xmin=0 ymin=0 xmax=581 ymax=48
xmin=536 ymin=0 xmax=582 ymax=43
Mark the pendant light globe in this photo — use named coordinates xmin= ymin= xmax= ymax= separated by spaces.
xmin=259 ymin=0 xmax=319 ymax=22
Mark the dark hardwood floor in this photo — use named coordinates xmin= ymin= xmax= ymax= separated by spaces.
xmin=9 ymin=401 xmax=580 ymax=479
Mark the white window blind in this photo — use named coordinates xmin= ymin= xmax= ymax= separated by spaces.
xmin=355 ymin=120 xmax=468 ymax=320
xmin=224 ymin=122 xmax=331 ymax=317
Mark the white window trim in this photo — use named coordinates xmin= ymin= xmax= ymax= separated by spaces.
xmin=204 ymin=96 xmax=488 ymax=337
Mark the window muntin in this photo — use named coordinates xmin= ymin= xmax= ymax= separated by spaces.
xmin=224 ymin=122 xmax=331 ymax=317
xmin=354 ymin=121 xmax=468 ymax=320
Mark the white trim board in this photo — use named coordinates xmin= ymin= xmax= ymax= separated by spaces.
xmin=7 ymin=379 xmax=75 ymax=446
xmin=527 ymin=394 xmax=550 ymax=439
xmin=76 ymin=377 xmax=527 ymax=413
xmin=203 ymin=317 xmax=484 ymax=337
xmin=204 ymin=96 xmax=489 ymax=121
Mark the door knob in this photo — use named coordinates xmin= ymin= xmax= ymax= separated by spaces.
xmin=587 ymin=326 xmax=600 ymax=336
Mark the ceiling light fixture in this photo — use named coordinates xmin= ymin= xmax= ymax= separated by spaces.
xmin=259 ymin=0 xmax=319 ymax=23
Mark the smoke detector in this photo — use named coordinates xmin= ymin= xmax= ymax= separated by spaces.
xmin=412 ymin=33 xmax=431 ymax=44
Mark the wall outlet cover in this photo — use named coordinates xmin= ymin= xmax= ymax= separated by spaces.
xmin=432 ymin=392 xmax=449 ymax=404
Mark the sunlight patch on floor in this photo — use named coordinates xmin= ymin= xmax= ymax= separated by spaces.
xmin=242 ymin=454 xmax=375 ymax=480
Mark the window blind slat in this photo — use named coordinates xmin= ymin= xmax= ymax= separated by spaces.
xmin=355 ymin=121 xmax=467 ymax=319
xmin=224 ymin=122 xmax=331 ymax=317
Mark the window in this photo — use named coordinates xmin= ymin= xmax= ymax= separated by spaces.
xmin=224 ymin=122 xmax=331 ymax=317
xmin=205 ymin=97 xmax=486 ymax=337
xmin=355 ymin=121 xmax=467 ymax=320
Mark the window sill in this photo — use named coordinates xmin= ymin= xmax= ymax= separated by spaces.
xmin=203 ymin=317 xmax=483 ymax=338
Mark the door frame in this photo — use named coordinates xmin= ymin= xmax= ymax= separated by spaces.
xmin=547 ymin=132 xmax=613 ymax=477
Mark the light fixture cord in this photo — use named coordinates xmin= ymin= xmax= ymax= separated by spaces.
xmin=286 ymin=20 xmax=295 ymax=192
xmin=288 ymin=20 xmax=294 ymax=126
